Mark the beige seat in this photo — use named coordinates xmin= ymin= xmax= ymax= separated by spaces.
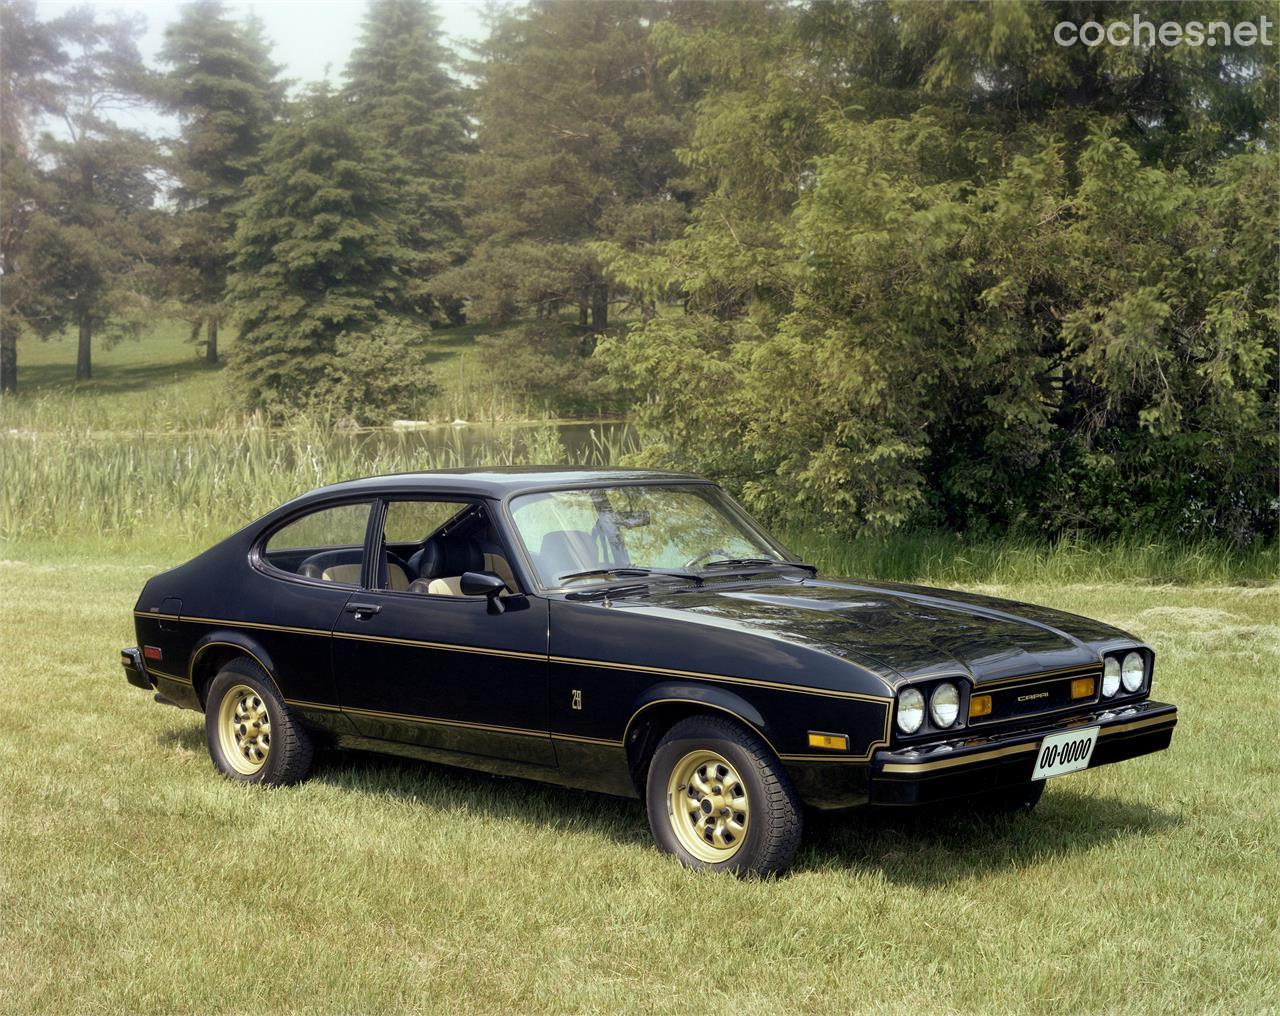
xmin=320 ymin=561 xmax=408 ymax=590
xmin=409 ymin=554 xmax=516 ymax=597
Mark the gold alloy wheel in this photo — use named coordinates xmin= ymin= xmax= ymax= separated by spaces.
xmin=217 ymin=683 xmax=271 ymax=775
xmin=666 ymin=749 xmax=751 ymax=863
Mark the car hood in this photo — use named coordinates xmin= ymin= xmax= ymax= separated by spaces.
xmin=615 ymin=575 xmax=1134 ymax=686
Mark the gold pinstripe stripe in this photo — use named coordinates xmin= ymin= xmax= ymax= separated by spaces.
xmin=548 ymin=655 xmax=891 ymax=703
xmin=147 ymin=667 xmax=193 ymax=685
xmin=135 ymin=610 xmax=893 ymax=703
xmin=880 ymin=742 xmax=1038 ymax=774
xmin=1096 ymin=712 xmax=1176 ymax=738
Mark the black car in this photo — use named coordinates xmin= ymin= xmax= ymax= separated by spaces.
xmin=121 ymin=468 xmax=1177 ymax=876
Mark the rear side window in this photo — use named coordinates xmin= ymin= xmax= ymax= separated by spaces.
xmin=261 ymin=501 xmax=373 ymax=586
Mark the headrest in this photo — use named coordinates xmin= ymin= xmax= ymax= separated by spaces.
xmin=414 ymin=536 xmax=484 ymax=580
xmin=537 ymin=529 xmax=598 ymax=580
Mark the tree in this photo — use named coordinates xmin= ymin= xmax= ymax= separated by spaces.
xmin=225 ymin=88 xmax=429 ymax=416
xmin=344 ymin=0 xmax=469 ymax=322
xmin=25 ymin=8 xmax=159 ymax=381
xmin=158 ymin=0 xmax=282 ymax=364
xmin=0 ymin=0 xmax=65 ymax=394
xmin=599 ymin=0 xmax=1278 ymax=544
xmin=445 ymin=0 xmax=692 ymax=328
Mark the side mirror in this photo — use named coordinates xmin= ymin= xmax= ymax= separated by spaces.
xmin=460 ymin=571 xmax=507 ymax=614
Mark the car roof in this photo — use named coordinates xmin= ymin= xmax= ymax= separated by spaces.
xmin=291 ymin=467 xmax=707 ymax=505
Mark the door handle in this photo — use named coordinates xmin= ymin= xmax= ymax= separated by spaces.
xmin=346 ymin=602 xmax=382 ymax=619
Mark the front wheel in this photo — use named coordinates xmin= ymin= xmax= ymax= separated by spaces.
xmin=205 ymin=659 xmax=314 ymax=785
xmin=646 ymin=715 xmax=802 ymax=877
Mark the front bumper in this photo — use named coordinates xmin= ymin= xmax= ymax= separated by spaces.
xmin=869 ymin=699 xmax=1177 ymax=806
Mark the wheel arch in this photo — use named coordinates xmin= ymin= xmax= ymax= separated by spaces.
xmin=189 ymin=633 xmax=280 ymax=710
xmin=623 ymin=683 xmax=779 ymax=795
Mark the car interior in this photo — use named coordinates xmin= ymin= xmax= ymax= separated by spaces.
xmin=384 ymin=502 xmax=519 ymax=597
xmin=261 ymin=500 xmax=520 ymax=597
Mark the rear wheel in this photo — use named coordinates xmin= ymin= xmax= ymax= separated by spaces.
xmin=205 ymin=659 xmax=313 ymax=785
xmin=646 ymin=715 xmax=802 ymax=877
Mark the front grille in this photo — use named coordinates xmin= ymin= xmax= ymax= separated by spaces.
xmin=971 ymin=667 xmax=1101 ymax=726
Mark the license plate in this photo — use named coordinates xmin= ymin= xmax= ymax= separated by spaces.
xmin=1031 ymin=726 xmax=1099 ymax=780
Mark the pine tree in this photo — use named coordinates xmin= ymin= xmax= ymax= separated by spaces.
xmin=159 ymin=0 xmax=283 ymax=363
xmin=344 ymin=0 xmax=469 ymax=321
xmin=225 ymin=88 xmax=424 ymax=414
xmin=446 ymin=0 xmax=690 ymax=327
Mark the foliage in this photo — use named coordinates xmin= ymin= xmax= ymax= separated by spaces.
xmin=308 ymin=319 xmax=440 ymax=426
xmin=344 ymin=0 xmax=471 ymax=322
xmin=441 ymin=0 xmax=696 ymax=327
xmin=474 ymin=321 xmax=621 ymax=417
xmin=2 ymin=6 xmax=160 ymax=382
xmin=225 ymin=88 xmax=427 ymax=415
xmin=157 ymin=0 xmax=283 ymax=362
xmin=0 ymin=0 xmax=65 ymax=393
xmin=600 ymin=0 xmax=1279 ymax=545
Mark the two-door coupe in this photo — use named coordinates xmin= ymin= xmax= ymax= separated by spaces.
xmin=121 ymin=468 xmax=1177 ymax=875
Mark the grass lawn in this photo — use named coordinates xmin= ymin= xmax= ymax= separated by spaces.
xmin=1 ymin=543 xmax=1275 ymax=1013
xmin=4 ymin=319 xmax=528 ymax=431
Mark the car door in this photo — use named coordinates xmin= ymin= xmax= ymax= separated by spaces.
xmin=248 ymin=497 xmax=379 ymax=725
xmin=330 ymin=495 xmax=554 ymax=766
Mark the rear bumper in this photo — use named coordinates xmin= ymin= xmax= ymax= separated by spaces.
xmin=869 ymin=700 xmax=1177 ymax=806
xmin=120 ymin=647 xmax=152 ymax=690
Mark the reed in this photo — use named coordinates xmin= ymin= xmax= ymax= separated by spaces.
xmin=0 ymin=419 xmax=638 ymax=544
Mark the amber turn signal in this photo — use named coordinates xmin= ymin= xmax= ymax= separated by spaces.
xmin=969 ymin=694 xmax=992 ymax=718
xmin=1071 ymin=677 xmax=1096 ymax=700
xmin=807 ymin=732 xmax=848 ymax=751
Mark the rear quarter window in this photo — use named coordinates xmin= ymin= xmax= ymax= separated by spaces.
xmin=261 ymin=501 xmax=373 ymax=584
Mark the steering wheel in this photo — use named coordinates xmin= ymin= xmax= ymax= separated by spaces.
xmin=684 ymin=548 xmax=732 ymax=570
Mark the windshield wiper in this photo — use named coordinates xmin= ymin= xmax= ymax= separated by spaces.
xmin=699 ymin=558 xmax=818 ymax=575
xmin=557 ymin=566 xmax=703 ymax=586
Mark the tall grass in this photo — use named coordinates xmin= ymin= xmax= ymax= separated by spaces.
xmin=4 ymin=418 xmax=1272 ymax=583
xmin=0 ymin=420 xmax=636 ymax=545
xmin=785 ymin=529 xmax=1278 ymax=587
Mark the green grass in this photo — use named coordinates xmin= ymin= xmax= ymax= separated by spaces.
xmin=3 ymin=317 xmax=573 ymax=430
xmin=0 ymin=545 xmax=1276 ymax=1012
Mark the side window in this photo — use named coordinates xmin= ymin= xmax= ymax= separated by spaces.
xmin=384 ymin=498 xmax=521 ymax=596
xmin=261 ymin=501 xmax=373 ymax=586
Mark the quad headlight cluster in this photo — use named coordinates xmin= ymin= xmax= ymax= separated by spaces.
xmin=1102 ymin=650 xmax=1146 ymax=698
xmin=895 ymin=680 xmax=962 ymax=735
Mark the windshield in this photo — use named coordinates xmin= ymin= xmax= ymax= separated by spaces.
xmin=509 ymin=484 xmax=788 ymax=588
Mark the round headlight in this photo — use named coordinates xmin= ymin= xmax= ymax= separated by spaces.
xmin=1102 ymin=657 xmax=1120 ymax=698
xmin=896 ymin=687 xmax=925 ymax=734
xmin=1121 ymin=651 xmax=1144 ymax=692
xmin=930 ymin=682 xmax=960 ymax=727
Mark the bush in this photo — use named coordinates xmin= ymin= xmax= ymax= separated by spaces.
xmin=475 ymin=322 xmax=622 ymax=417
xmin=308 ymin=320 xmax=439 ymax=426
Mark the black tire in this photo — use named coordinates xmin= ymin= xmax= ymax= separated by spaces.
xmin=204 ymin=658 xmax=314 ymax=785
xmin=970 ymin=779 xmax=1045 ymax=815
xmin=646 ymin=714 xmax=803 ymax=877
